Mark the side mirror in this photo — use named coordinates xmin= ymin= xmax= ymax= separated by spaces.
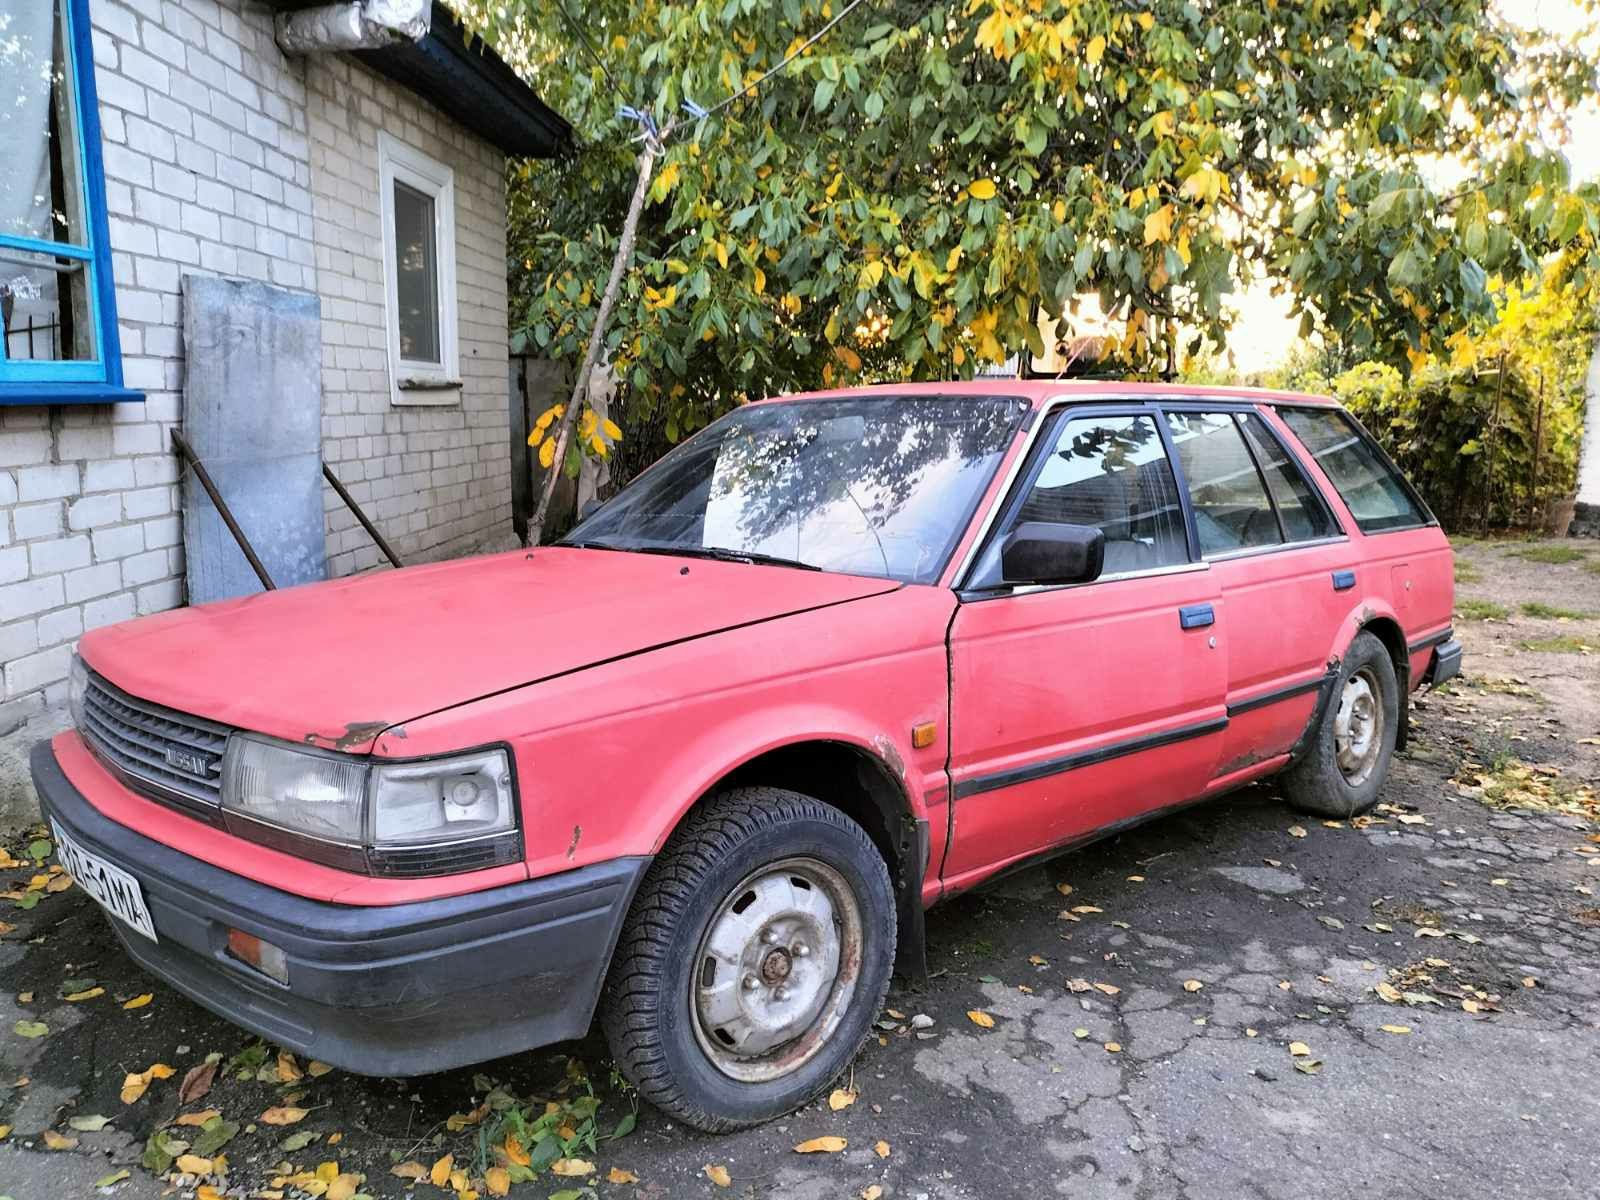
xmin=578 ymin=497 xmax=603 ymax=521
xmin=1000 ymin=521 xmax=1105 ymax=586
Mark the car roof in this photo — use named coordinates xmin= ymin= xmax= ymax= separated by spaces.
xmin=755 ymin=379 xmax=1337 ymax=409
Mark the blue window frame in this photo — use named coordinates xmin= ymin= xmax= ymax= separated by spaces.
xmin=0 ymin=0 xmax=137 ymax=404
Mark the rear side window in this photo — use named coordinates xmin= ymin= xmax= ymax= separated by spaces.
xmin=1162 ymin=412 xmax=1281 ymax=557
xmin=1278 ymin=408 xmax=1431 ymax=533
xmin=1237 ymin=413 xmax=1336 ymax=541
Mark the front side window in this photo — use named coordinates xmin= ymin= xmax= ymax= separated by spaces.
xmin=565 ymin=396 xmax=1025 ymax=584
xmin=0 ymin=0 xmax=128 ymax=400
xmin=970 ymin=412 xmax=1189 ymax=585
xmin=1164 ymin=412 xmax=1282 ymax=557
xmin=378 ymin=134 xmax=458 ymax=405
xmin=1278 ymin=407 xmax=1431 ymax=533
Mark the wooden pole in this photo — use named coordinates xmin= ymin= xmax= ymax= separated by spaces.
xmin=526 ymin=135 xmax=661 ymax=547
xmin=1529 ymin=373 xmax=1545 ymax=530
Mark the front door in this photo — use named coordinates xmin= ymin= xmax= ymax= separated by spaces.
xmin=941 ymin=409 xmax=1228 ymax=891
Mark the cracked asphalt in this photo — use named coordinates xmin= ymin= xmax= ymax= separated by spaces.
xmin=4 ymin=536 xmax=1599 ymax=1199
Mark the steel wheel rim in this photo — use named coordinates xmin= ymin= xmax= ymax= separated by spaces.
xmin=1333 ymin=668 xmax=1383 ymax=786
xmin=690 ymin=856 xmax=864 ymax=1083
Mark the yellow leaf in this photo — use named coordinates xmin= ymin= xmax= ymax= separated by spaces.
xmin=863 ymin=1188 xmax=883 ymax=1200
xmin=968 ymin=178 xmax=997 ymax=200
xmin=1288 ymin=825 xmax=1307 ymax=838
xmin=1376 ymin=981 xmax=1402 ymax=1002
xmin=1085 ymin=35 xmax=1106 ymax=65
xmin=484 ymin=1167 xmax=511 ymax=1197
xmin=1092 ymin=982 xmax=1121 ymax=996
xmin=828 ymin=1088 xmax=856 ymax=1111
xmin=1380 ymin=1024 xmax=1411 ymax=1035
xmin=430 ymin=1154 xmax=454 ymax=1187
xmin=1183 ymin=979 xmax=1203 ymax=992
xmin=64 ymin=987 xmax=103 ymax=1001
xmin=714 ymin=241 xmax=729 ymax=270
xmin=277 ymin=1051 xmax=303 ymax=1083
xmin=539 ymin=437 xmax=556 ymax=470
xmin=122 ymin=994 xmax=153 ymax=1010
xmin=753 ymin=268 xmax=766 ymax=294
xmin=326 ymin=1175 xmax=361 ymax=1200
xmin=608 ymin=1167 xmax=639 ymax=1184
xmin=307 ymin=1061 xmax=333 ymax=1077
xmin=176 ymin=1154 xmax=214 ymax=1175
xmin=794 ymin=1136 xmax=847 ymax=1153
xmin=1142 ymin=203 xmax=1175 ymax=246
xmin=1104 ymin=1042 xmax=1122 ymax=1053
xmin=551 ymin=1158 xmax=594 ymax=1176
xmin=390 ymin=1162 xmax=428 ymax=1181
xmin=602 ymin=418 xmax=622 ymax=441
xmin=260 ymin=1106 xmax=309 ymax=1126
xmin=1137 ymin=11 xmax=1154 ymax=31
xmin=874 ymin=1140 xmax=890 ymax=1158
xmin=1071 ymin=905 xmax=1102 ymax=914
xmin=834 ymin=345 xmax=862 ymax=372
xmin=967 ymin=1010 xmax=995 ymax=1028
xmin=1055 ymin=882 xmax=1073 ymax=896
xmin=0 ymin=1124 xmax=10 ymax=1139
xmin=43 ymin=1129 xmax=78 ymax=1150
xmin=197 ymin=1188 xmax=224 ymax=1200
xmin=1288 ymin=1041 xmax=1312 ymax=1056
xmin=1028 ymin=954 xmax=1048 ymax=966
xmin=1052 ymin=199 xmax=1066 ymax=222
xmin=704 ymin=1164 xmax=732 ymax=1187
xmin=177 ymin=1108 xmax=222 ymax=1126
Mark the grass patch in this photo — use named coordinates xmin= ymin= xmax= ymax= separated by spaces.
xmin=1505 ymin=544 xmax=1589 ymax=565
xmin=1453 ymin=754 xmax=1598 ymax=822
xmin=1519 ymin=635 xmax=1593 ymax=654
xmin=1586 ymin=559 xmax=1600 ymax=577
xmin=1453 ymin=559 xmax=1482 ymax=584
xmin=1456 ymin=597 xmax=1509 ymax=621
xmin=1520 ymin=601 xmax=1597 ymax=620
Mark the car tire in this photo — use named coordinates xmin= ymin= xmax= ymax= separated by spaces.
xmin=600 ymin=787 xmax=896 ymax=1132
xmin=1281 ymin=630 xmax=1400 ymax=819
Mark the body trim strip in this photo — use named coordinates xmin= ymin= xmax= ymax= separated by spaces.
xmin=1226 ymin=673 xmax=1331 ymax=718
xmin=953 ymin=715 xmax=1228 ymax=800
xmin=1407 ymin=627 xmax=1454 ymax=655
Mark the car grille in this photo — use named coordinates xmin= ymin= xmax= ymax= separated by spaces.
xmin=78 ymin=670 xmax=231 ymax=821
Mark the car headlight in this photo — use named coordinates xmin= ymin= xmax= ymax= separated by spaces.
xmin=220 ymin=736 xmax=520 ymax=877
xmin=68 ymin=656 xmax=89 ymax=731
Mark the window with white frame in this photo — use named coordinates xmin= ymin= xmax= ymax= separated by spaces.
xmin=378 ymin=134 xmax=458 ymax=405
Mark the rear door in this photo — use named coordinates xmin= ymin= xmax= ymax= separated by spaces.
xmin=1159 ymin=406 xmax=1351 ymax=777
xmin=941 ymin=408 xmax=1227 ymax=890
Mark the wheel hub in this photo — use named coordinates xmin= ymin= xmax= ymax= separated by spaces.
xmin=691 ymin=857 xmax=863 ymax=1082
xmin=1333 ymin=668 xmax=1384 ymax=786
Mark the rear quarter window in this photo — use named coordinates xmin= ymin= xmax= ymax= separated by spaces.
xmin=1277 ymin=407 xmax=1432 ymax=533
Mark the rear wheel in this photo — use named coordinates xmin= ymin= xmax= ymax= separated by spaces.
xmin=601 ymin=787 xmax=895 ymax=1131
xmin=1281 ymin=630 xmax=1400 ymax=819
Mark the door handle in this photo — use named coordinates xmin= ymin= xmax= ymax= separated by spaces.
xmin=1332 ymin=569 xmax=1356 ymax=591
xmin=1179 ymin=603 xmax=1215 ymax=630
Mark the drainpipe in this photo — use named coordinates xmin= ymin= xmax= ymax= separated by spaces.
xmin=274 ymin=0 xmax=430 ymax=55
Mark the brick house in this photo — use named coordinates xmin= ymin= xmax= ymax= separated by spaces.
xmin=0 ymin=0 xmax=569 ymax=811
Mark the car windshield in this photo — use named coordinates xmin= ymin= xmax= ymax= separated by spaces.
xmin=563 ymin=395 xmax=1026 ymax=583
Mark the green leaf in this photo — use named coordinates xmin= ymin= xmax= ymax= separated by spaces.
xmin=67 ymin=1114 xmax=112 ymax=1132
xmin=191 ymin=1117 xmax=240 ymax=1157
xmin=1386 ymin=245 xmax=1425 ymax=289
xmin=281 ymin=1130 xmax=320 ymax=1152
xmin=26 ymin=839 xmax=51 ymax=861
xmin=13 ymin=1020 xmax=47 ymax=1038
xmin=609 ymin=1111 xmax=637 ymax=1140
xmin=93 ymin=1171 xmax=130 ymax=1188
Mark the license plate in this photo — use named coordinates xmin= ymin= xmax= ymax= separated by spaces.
xmin=50 ymin=819 xmax=158 ymax=943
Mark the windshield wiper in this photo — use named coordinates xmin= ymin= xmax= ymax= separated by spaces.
xmin=559 ymin=540 xmax=823 ymax=571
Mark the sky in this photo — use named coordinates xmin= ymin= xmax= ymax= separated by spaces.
xmin=1223 ymin=0 xmax=1600 ymax=375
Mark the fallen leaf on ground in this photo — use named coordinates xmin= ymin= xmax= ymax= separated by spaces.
xmin=429 ymin=1154 xmax=453 ymax=1187
xmin=0 ymin=1124 xmax=11 ymax=1138
xmin=259 ymin=1106 xmax=308 ymax=1125
xmin=502 ymin=1133 xmax=530 ymax=1167
xmin=795 ymin=1136 xmax=847 ymax=1153
xmin=94 ymin=1170 xmax=129 ymax=1187
xmin=1104 ymin=1042 xmax=1122 ymax=1052
xmin=704 ymin=1164 xmax=731 ymax=1187
xmin=1462 ymin=999 xmax=1482 ymax=1013
xmin=1398 ymin=814 xmax=1428 ymax=826
xmin=1380 ymin=1024 xmax=1411 ymax=1034
xmin=862 ymin=1187 xmax=883 ymax=1200
xmin=178 ymin=1061 xmax=217 ymax=1104
xmin=175 ymin=1153 xmax=214 ymax=1174
xmin=276 ymin=1051 xmax=302 ymax=1082
xmin=1288 ymin=825 xmax=1307 ymax=838
xmin=306 ymin=1059 xmax=333 ymax=1077
xmin=967 ymin=1010 xmax=995 ymax=1028
xmin=1073 ymin=1027 xmax=1089 ymax=1039
xmin=176 ymin=1108 xmax=221 ymax=1127
xmin=1028 ymin=954 xmax=1048 ymax=966
xmin=64 ymin=987 xmax=103 ymax=1001
xmin=1127 ymin=874 xmax=1145 ymax=882
xmin=550 ymin=1157 xmax=594 ymax=1176
xmin=874 ymin=1140 xmax=891 ymax=1158
xmin=390 ymin=1161 xmax=428 ymax=1181
xmin=120 ymin=1062 xmax=174 ymax=1104
xmin=828 ymin=1088 xmax=856 ymax=1110
xmin=1071 ymin=905 xmax=1103 ymax=914
xmin=1092 ymin=982 xmax=1121 ymax=996
xmin=67 ymin=1114 xmax=112 ymax=1131
xmin=1183 ymin=979 xmax=1203 ymax=992
xmin=122 ymin=994 xmax=153 ymax=1010
xmin=1245 ymin=1028 xmax=1258 ymax=1037
xmin=1288 ymin=1041 xmax=1312 ymax=1057
xmin=484 ymin=1166 xmax=511 ymax=1196
xmin=1376 ymin=981 xmax=1402 ymax=1003
xmin=43 ymin=1129 xmax=78 ymax=1150
xmin=13 ymin=1020 xmax=47 ymax=1038
xmin=607 ymin=1167 xmax=638 ymax=1184
xmin=1055 ymin=882 xmax=1074 ymax=896
xmin=1294 ymin=1058 xmax=1324 ymax=1075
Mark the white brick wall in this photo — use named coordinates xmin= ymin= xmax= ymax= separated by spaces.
xmin=0 ymin=0 xmax=515 ymax=753
xmin=305 ymin=56 xmax=511 ymax=577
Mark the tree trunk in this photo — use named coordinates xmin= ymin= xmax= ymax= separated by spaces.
xmin=525 ymin=139 xmax=660 ymax=546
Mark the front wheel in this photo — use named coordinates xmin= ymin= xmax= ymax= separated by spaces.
xmin=600 ymin=787 xmax=896 ymax=1132
xmin=1281 ymin=630 xmax=1400 ymax=819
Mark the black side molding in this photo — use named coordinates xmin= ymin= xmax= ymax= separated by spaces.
xmin=1226 ymin=672 xmax=1332 ymax=718
xmin=1407 ymin=627 xmax=1454 ymax=655
xmin=954 ymin=716 xmax=1228 ymax=800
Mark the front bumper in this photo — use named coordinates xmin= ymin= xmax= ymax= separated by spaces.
xmin=31 ymin=741 xmax=648 ymax=1076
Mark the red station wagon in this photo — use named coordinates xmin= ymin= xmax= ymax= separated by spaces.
xmin=33 ymin=382 xmax=1460 ymax=1130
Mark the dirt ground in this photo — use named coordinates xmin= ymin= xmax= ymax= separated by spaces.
xmin=3 ymin=536 xmax=1599 ymax=1200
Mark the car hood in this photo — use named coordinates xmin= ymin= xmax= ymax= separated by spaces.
xmin=79 ymin=547 xmax=901 ymax=752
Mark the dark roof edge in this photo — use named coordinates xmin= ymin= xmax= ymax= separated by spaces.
xmin=353 ymin=3 xmax=572 ymax=158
